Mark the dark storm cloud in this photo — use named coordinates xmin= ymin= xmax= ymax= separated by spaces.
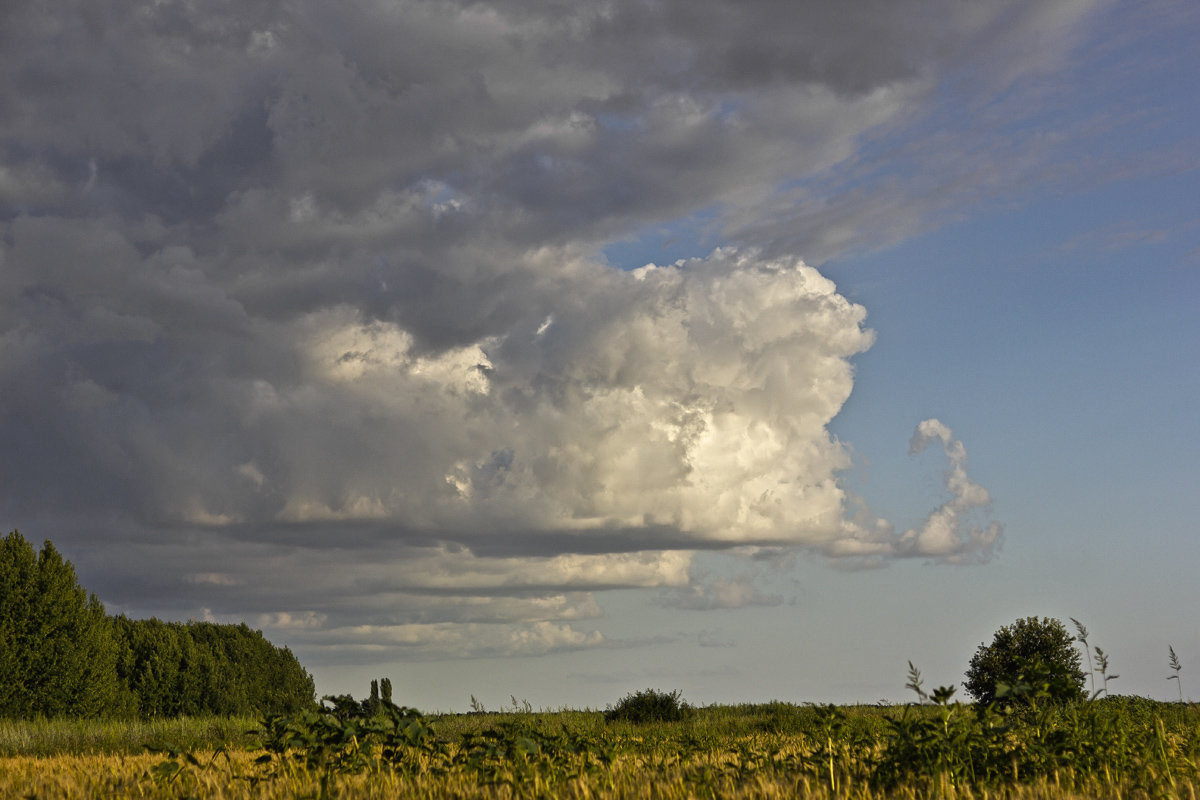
xmin=1 ymin=0 xmax=1086 ymax=658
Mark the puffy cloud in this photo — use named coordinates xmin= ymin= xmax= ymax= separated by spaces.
xmin=294 ymin=621 xmax=607 ymax=662
xmin=2 ymin=225 xmax=883 ymax=543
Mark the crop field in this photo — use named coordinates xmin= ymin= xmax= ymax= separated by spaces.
xmin=3 ymin=693 xmax=1200 ymax=800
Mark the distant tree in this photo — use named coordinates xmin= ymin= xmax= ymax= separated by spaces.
xmin=2 ymin=531 xmax=315 ymax=719
xmin=964 ymin=616 xmax=1086 ymax=706
xmin=363 ymin=679 xmax=382 ymax=717
xmin=0 ymin=531 xmax=121 ymax=717
xmin=117 ymin=618 xmax=316 ymax=717
xmin=199 ymin=621 xmax=316 ymax=716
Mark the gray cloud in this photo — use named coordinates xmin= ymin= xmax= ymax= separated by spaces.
xmin=0 ymin=0 xmax=1084 ymax=660
xmin=698 ymin=629 xmax=737 ymax=648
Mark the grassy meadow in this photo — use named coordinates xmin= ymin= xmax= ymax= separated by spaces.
xmin=3 ymin=696 xmax=1200 ymax=799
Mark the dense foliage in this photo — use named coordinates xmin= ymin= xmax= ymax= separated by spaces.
xmin=0 ymin=531 xmax=315 ymax=719
xmin=112 ymin=616 xmax=316 ymax=718
xmin=0 ymin=532 xmax=121 ymax=717
xmin=963 ymin=616 xmax=1087 ymax=705
xmin=604 ymin=688 xmax=691 ymax=724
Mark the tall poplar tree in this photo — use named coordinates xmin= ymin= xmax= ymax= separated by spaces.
xmin=0 ymin=531 xmax=121 ymax=717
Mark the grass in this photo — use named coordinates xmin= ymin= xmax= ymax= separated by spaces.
xmin=10 ymin=747 xmax=1186 ymax=800
xmin=5 ymin=698 xmax=1199 ymax=798
xmin=0 ymin=715 xmax=259 ymax=757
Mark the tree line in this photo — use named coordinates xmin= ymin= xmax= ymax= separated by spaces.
xmin=1 ymin=530 xmax=315 ymax=718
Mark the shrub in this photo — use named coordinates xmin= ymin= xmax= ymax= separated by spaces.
xmin=964 ymin=616 xmax=1086 ymax=706
xmin=604 ymin=688 xmax=690 ymax=724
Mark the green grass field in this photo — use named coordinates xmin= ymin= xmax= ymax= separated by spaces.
xmin=3 ymin=696 xmax=1199 ymax=798
xmin=0 ymin=714 xmax=259 ymax=757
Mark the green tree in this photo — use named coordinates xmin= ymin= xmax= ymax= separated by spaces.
xmin=0 ymin=531 xmax=121 ymax=717
xmin=2 ymin=531 xmax=315 ymax=719
xmin=113 ymin=617 xmax=315 ymax=717
xmin=964 ymin=616 xmax=1086 ymax=705
xmin=181 ymin=620 xmax=315 ymax=715
xmin=117 ymin=617 xmax=189 ymax=717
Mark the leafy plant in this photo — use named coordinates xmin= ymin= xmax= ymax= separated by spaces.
xmin=1092 ymin=646 xmax=1119 ymax=698
xmin=144 ymin=741 xmax=229 ymax=789
xmin=905 ymin=661 xmax=957 ymax=706
xmin=253 ymin=693 xmax=446 ymax=800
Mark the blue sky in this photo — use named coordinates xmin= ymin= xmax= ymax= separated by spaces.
xmin=2 ymin=0 xmax=1198 ymax=710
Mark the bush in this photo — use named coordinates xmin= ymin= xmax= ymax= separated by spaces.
xmin=964 ymin=617 xmax=1086 ymax=706
xmin=604 ymin=688 xmax=690 ymax=724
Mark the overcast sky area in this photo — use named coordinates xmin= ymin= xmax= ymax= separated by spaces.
xmin=2 ymin=0 xmax=1198 ymax=710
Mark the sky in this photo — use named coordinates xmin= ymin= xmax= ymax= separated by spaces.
xmin=2 ymin=0 xmax=1198 ymax=711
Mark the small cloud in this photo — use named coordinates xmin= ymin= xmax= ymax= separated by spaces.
xmin=187 ymin=573 xmax=240 ymax=586
xmin=257 ymin=610 xmax=328 ymax=630
xmin=506 ymin=621 xmax=605 ymax=656
xmin=818 ymin=419 xmax=1003 ymax=564
xmin=294 ymin=620 xmax=607 ymax=662
xmin=658 ymin=572 xmax=783 ymax=611
xmin=898 ymin=419 xmax=1003 ymax=563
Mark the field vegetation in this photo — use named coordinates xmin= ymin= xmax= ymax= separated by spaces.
xmin=0 ymin=714 xmax=258 ymax=757
xmin=3 ymin=685 xmax=1198 ymax=799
